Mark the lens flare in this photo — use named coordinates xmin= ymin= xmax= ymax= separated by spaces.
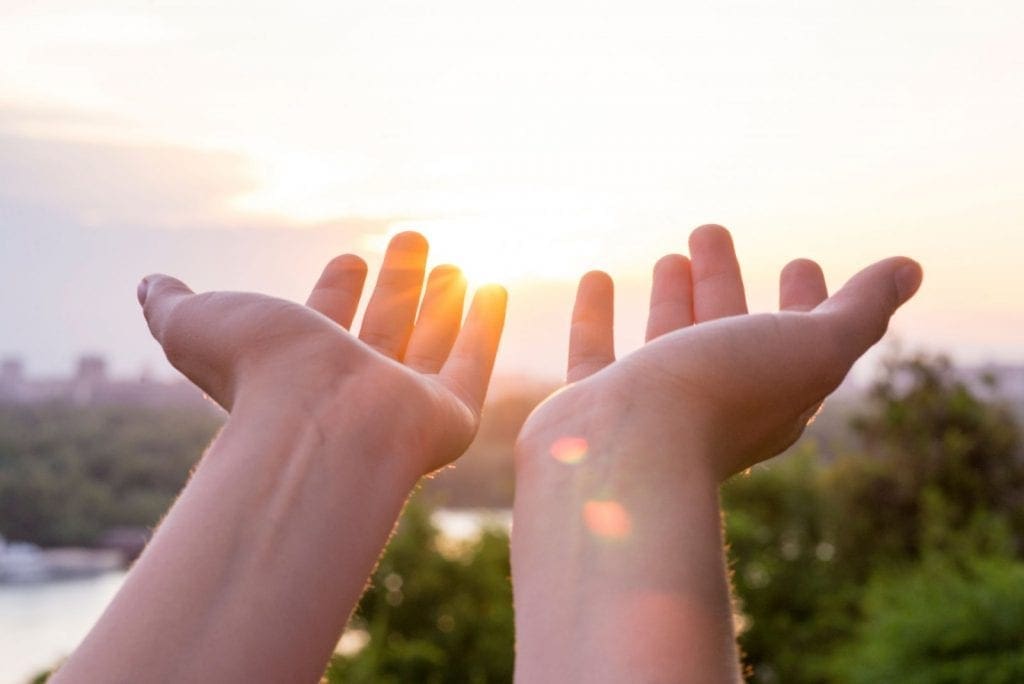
xmin=550 ymin=436 xmax=588 ymax=464
xmin=583 ymin=500 xmax=632 ymax=540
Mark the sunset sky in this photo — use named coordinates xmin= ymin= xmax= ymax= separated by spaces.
xmin=2 ymin=1 xmax=1022 ymax=383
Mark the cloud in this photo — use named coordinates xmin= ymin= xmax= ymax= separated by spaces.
xmin=0 ymin=102 xmax=257 ymax=229
xmin=0 ymin=103 xmax=403 ymax=376
xmin=0 ymin=103 xmax=399 ymax=235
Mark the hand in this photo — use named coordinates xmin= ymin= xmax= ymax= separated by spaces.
xmin=60 ymin=234 xmax=506 ymax=683
xmin=510 ymin=224 xmax=922 ymax=683
xmin=138 ymin=231 xmax=507 ymax=475
xmin=518 ymin=224 xmax=923 ymax=480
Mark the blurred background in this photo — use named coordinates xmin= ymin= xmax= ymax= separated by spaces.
xmin=1 ymin=1 xmax=1022 ymax=682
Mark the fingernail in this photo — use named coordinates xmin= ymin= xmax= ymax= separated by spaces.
xmin=136 ymin=278 xmax=149 ymax=306
xmin=894 ymin=262 xmax=922 ymax=302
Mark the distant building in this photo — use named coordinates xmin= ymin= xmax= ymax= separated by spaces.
xmin=1 ymin=358 xmax=24 ymax=386
xmin=0 ymin=354 xmax=216 ymax=411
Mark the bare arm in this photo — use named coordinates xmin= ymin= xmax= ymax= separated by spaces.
xmin=511 ymin=225 xmax=922 ymax=683
xmin=54 ymin=232 xmax=506 ymax=683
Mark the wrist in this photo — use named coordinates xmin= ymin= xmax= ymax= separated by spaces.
xmin=514 ymin=379 xmax=719 ymax=489
xmin=227 ymin=380 xmax=425 ymax=491
xmin=512 ymin=400 xmax=736 ymax=683
xmin=66 ymin=376 xmax=426 ymax=684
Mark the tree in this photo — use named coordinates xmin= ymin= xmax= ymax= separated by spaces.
xmin=835 ymin=555 xmax=1024 ymax=684
xmin=326 ymin=500 xmax=514 ymax=683
xmin=724 ymin=353 xmax=1024 ymax=682
xmin=0 ymin=403 xmax=221 ymax=546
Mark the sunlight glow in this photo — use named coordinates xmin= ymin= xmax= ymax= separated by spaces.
xmin=384 ymin=215 xmax=615 ymax=287
xmin=550 ymin=436 xmax=588 ymax=464
xmin=583 ymin=500 xmax=632 ymax=540
xmin=2 ymin=2 xmax=1023 ymax=374
xmin=336 ymin=628 xmax=370 ymax=657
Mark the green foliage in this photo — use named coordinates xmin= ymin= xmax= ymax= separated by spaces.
xmin=723 ymin=448 xmax=852 ymax=681
xmin=724 ymin=353 xmax=1024 ymax=683
xmin=12 ymin=354 xmax=1024 ymax=683
xmin=0 ymin=403 xmax=222 ymax=545
xmin=836 ymin=556 xmax=1024 ymax=684
xmin=849 ymin=355 xmax=1024 ymax=545
xmin=326 ymin=500 xmax=514 ymax=683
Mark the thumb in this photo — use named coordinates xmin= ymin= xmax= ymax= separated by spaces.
xmin=814 ymin=257 xmax=923 ymax=363
xmin=137 ymin=274 xmax=231 ymax=408
xmin=138 ymin=274 xmax=195 ymax=345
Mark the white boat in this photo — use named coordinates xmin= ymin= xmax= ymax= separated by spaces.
xmin=0 ymin=535 xmax=123 ymax=584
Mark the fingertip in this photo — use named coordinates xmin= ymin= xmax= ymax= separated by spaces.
xmin=473 ymin=283 xmax=508 ymax=309
xmin=779 ymin=258 xmax=828 ymax=311
xmin=574 ymin=271 xmax=614 ymax=320
xmin=138 ymin=274 xmax=193 ymax=337
xmin=136 ymin=277 xmax=149 ymax=306
xmin=894 ymin=258 xmax=923 ymax=303
xmin=326 ymin=253 xmax=368 ymax=273
xmin=813 ymin=255 xmax=923 ymax=362
xmin=781 ymin=258 xmax=824 ymax=281
xmin=653 ymin=253 xmax=690 ymax=274
xmin=389 ymin=230 xmax=429 ymax=253
xmin=142 ymin=274 xmax=192 ymax=306
xmin=579 ymin=270 xmax=614 ymax=294
xmin=319 ymin=254 xmax=368 ymax=286
xmin=429 ymin=263 xmax=466 ymax=285
xmin=689 ymin=223 xmax=733 ymax=251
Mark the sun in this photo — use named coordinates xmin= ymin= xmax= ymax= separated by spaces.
xmin=382 ymin=215 xmax=612 ymax=289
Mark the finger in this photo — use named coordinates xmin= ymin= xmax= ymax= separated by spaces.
xmin=439 ymin=285 xmax=508 ymax=413
xmin=405 ymin=265 xmax=468 ymax=373
xmin=814 ymin=257 xmax=923 ymax=363
xmin=305 ymin=254 xmax=368 ymax=329
xmin=359 ymin=231 xmax=429 ymax=359
xmin=138 ymin=274 xmax=231 ymax=406
xmin=567 ymin=271 xmax=615 ymax=383
xmin=689 ymin=224 xmax=748 ymax=322
xmin=779 ymin=258 xmax=828 ymax=312
xmin=138 ymin=274 xmax=195 ymax=343
xmin=646 ymin=254 xmax=694 ymax=342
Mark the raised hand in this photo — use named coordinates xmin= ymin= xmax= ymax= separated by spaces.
xmin=520 ymin=224 xmax=922 ymax=480
xmin=138 ymin=231 xmax=506 ymax=474
xmin=511 ymin=225 xmax=922 ymax=683
xmin=58 ymin=232 xmax=506 ymax=684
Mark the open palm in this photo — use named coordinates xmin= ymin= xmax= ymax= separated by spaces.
xmin=138 ymin=231 xmax=506 ymax=474
xmin=519 ymin=224 xmax=922 ymax=479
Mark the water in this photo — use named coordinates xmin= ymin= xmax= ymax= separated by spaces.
xmin=431 ymin=508 xmax=512 ymax=540
xmin=0 ymin=572 xmax=126 ymax=684
xmin=0 ymin=509 xmax=510 ymax=683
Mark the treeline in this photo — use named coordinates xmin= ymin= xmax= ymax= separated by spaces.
xmin=13 ymin=355 xmax=1024 ymax=681
xmin=0 ymin=387 xmax=549 ymax=548
xmin=724 ymin=355 xmax=1024 ymax=681
xmin=0 ymin=403 xmax=222 ymax=546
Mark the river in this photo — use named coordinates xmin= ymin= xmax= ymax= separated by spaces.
xmin=0 ymin=571 xmax=126 ymax=683
xmin=0 ymin=509 xmax=510 ymax=683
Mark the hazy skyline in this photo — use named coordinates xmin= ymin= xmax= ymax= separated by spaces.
xmin=1 ymin=1 xmax=1022 ymax=381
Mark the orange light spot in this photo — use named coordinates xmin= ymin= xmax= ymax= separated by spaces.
xmin=550 ymin=436 xmax=588 ymax=464
xmin=583 ymin=500 xmax=632 ymax=540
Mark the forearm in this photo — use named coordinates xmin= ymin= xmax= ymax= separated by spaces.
xmin=511 ymin=425 xmax=740 ymax=684
xmin=55 ymin=394 xmax=420 ymax=683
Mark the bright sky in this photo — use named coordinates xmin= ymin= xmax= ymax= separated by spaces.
xmin=1 ymin=1 xmax=1022 ymax=382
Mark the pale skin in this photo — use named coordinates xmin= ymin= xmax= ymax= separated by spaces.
xmin=55 ymin=225 xmax=922 ymax=683
xmin=511 ymin=224 xmax=923 ymax=683
xmin=53 ymin=231 xmax=507 ymax=683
